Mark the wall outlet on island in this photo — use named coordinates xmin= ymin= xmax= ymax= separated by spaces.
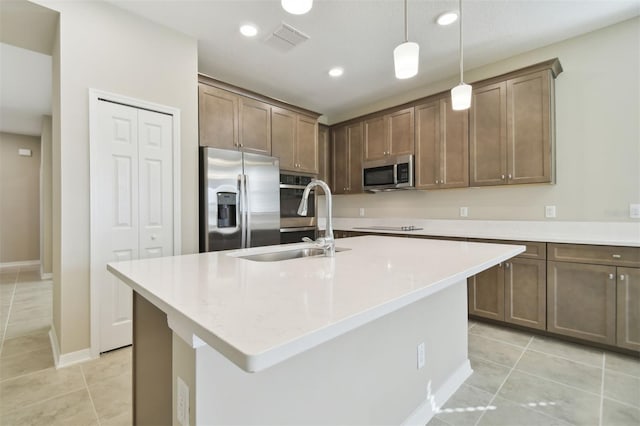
xmin=459 ymin=207 xmax=468 ymax=217
xmin=417 ymin=342 xmax=425 ymax=369
xmin=630 ymin=204 xmax=640 ymax=219
xmin=359 ymin=208 xmax=365 ymax=217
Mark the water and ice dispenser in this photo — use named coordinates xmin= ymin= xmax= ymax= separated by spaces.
xmin=217 ymin=192 xmax=237 ymax=228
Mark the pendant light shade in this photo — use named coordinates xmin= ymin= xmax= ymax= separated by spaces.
xmin=394 ymin=0 xmax=419 ymax=79
xmin=281 ymin=0 xmax=313 ymax=15
xmin=451 ymin=83 xmax=472 ymax=110
xmin=394 ymin=42 xmax=420 ymax=79
xmin=451 ymin=0 xmax=471 ymax=110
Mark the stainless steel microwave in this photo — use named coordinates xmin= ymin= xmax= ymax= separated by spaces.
xmin=363 ymin=154 xmax=414 ymax=192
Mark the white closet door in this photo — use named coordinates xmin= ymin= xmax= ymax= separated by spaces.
xmin=94 ymin=100 xmax=174 ymax=353
xmin=138 ymin=110 xmax=173 ymax=259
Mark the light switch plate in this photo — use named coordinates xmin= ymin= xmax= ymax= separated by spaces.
xmin=417 ymin=342 xmax=425 ymax=370
xmin=459 ymin=207 xmax=468 ymax=217
xmin=545 ymin=205 xmax=556 ymax=218
xmin=18 ymin=148 xmax=32 ymax=157
xmin=359 ymin=208 xmax=365 ymax=217
xmin=631 ymin=204 xmax=640 ymax=219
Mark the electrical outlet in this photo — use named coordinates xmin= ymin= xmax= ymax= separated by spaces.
xmin=545 ymin=205 xmax=556 ymax=218
xmin=359 ymin=208 xmax=365 ymax=217
xmin=459 ymin=207 xmax=468 ymax=217
xmin=630 ymin=204 xmax=640 ymax=219
xmin=417 ymin=342 xmax=425 ymax=369
xmin=177 ymin=377 xmax=189 ymax=425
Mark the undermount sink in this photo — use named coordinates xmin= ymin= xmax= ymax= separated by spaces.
xmin=238 ymin=247 xmax=350 ymax=262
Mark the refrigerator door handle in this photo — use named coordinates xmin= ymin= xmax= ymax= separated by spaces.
xmin=238 ymin=174 xmax=246 ymax=248
xmin=244 ymin=174 xmax=252 ymax=247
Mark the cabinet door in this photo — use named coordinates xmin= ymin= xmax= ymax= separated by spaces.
xmin=547 ymin=261 xmax=616 ymax=345
xmin=505 ymin=258 xmax=546 ymax=330
xmin=318 ymin=125 xmax=331 ymax=187
xmin=617 ymin=267 xmax=640 ymax=351
xmin=415 ymin=100 xmax=440 ymax=189
xmin=440 ymin=97 xmax=469 ymax=188
xmin=296 ymin=115 xmax=318 ymax=174
xmin=332 ymin=127 xmax=348 ymax=194
xmin=198 ymin=85 xmax=238 ymax=150
xmin=507 ymin=71 xmax=552 ymax=183
xmin=347 ymin=122 xmax=363 ymax=193
xmin=363 ymin=115 xmax=386 ymax=161
xmin=470 ymin=82 xmax=507 ymax=186
xmin=388 ymin=107 xmax=414 ymax=156
xmin=507 ymin=70 xmax=552 ymax=184
xmin=271 ymin=107 xmax=296 ymax=171
xmin=468 ymin=264 xmax=505 ymax=321
xmin=239 ymin=98 xmax=271 ymax=155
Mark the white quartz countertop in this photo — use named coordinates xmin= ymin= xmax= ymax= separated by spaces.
xmin=322 ymin=218 xmax=640 ymax=247
xmin=107 ymin=236 xmax=523 ymax=372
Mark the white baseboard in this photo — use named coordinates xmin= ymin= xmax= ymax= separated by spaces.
xmin=49 ymin=327 xmax=94 ymax=369
xmin=0 ymin=260 xmax=40 ymax=271
xmin=402 ymin=359 xmax=473 ymax=426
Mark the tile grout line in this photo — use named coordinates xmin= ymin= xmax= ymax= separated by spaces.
xmin=473 ymin=335 xmax=534 ymax=426
xmin=80 ymin=364 xmax=102 ymax=426
xmin=0 ymin=273 xmax=19 ymax=357
xmin=598 ymin=353 xmax=605 ymax=426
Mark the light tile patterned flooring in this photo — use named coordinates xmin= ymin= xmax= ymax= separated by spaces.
xmin=1 ymin=265 xmax=639 ymax=425
xmin=0 ymin=266 xmax=131 ymax=425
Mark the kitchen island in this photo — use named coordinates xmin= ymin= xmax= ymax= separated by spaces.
xmin=108 ymin=236 xmax=524 ymax=425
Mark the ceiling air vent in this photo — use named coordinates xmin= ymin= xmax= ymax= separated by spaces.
xmin=265 ymin=23 xmax=310 ymax=52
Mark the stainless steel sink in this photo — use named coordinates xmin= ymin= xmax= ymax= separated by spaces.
xmin=238 ymin=247 xmax=350 ymax=262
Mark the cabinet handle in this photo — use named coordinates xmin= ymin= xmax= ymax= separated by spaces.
xmin=620 ymin=274 xmax=625 ymax=281
xmin=501 ymin=175 xmax=505 ymax=180
xmin=505 ymin=262 xmax=510 ymax=269
xmin=508 ymin=173 xmax=512 ymax=179
xmin=612 ymin=254 xmax=622 ymax=259
xmin=609 ymin=273 xmax=615 ymax=280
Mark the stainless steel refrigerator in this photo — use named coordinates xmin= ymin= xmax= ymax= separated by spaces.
xmin=200 ymin=147 xmax=281 ymax=252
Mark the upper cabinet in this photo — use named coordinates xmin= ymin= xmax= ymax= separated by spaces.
xmin=363 ymin=107 xmax=414 ymax=161
xmin=198 ymin=76 xmax=320 ymax=165
xmin=470 ymin=68 xmax=555 ymax=186
xmin=332 ymin=122 xmax=363 ymax=194
xmin=271 ymin=107 xmax=318 ymax=174
xmin=415 ymin=97 xmax=468 ymax=189
xmin=317 ymin=125 xmax=331 ymax=187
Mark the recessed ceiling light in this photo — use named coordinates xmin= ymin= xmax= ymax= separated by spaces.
xmin=328 ymin=67 xmax=344 ymax=77
xmin=436 ymin=11 xmax=458 ymax=26
xmin=240 ymin=24 xmax=258 ymax=37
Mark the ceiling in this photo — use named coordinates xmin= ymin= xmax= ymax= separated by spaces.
xmin=107 ymin=0 xmax=640 ymax=123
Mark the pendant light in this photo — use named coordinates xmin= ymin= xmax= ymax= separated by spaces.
xmin=451 ymin=0 xmax=472 ymax=110
xmin=281 ymin=0 xmax=313 ymax=15
xmin=394 ymin=0 xmax=419 ymax=79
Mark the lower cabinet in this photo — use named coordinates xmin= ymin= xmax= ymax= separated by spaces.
xmin=547 ymin=261 xmax=617 ymax=345
xmin=468 ymin=264 xmax=505 ymax=321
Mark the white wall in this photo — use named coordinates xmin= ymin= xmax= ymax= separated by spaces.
xmin=36 ymin=0 xmax=199 ymax=355
xmin=40 ymin=115 xmax=52 ymax=277
xmin=331 ymin=17 xmax=640 ymax=223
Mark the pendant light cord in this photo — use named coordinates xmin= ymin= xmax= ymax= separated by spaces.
xmin=404 ymin=0 xmax=409 ymax=42
xmin=459 ymin=0 xmax=464 ymax=83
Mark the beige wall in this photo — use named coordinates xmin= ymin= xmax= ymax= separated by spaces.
xmin=40 ymin=115 xmax=52 ymax=276
xmin=0 ymin=132 xmax=41 ymax=263
xmin=36 ymin=0 xmax=199 ymax=355
xmin=330 ymin=18 xmax=640 ymax=223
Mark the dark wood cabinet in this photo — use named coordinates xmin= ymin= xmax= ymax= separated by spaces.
xmin=239 ymin=97 xmax=271 ymax=154
xmin=318 ymin=125 xmax=331 ymax=186
xmin=468 ymin=263 xmax=505 ymax=321
xmin=470 ymin=69 xmax=554 ymax=186
xmin=199 ymin=84 xmax=238 ymax=150
xmin=272 ymin=107 xmax=318 ymax=174
xmin=415 ymin=97 xmax=468 ymax=189
xmin=332 ymin=122 xmax=363 ymax=194
xmin=617 ymin=267 xmax=640 ymax=351
xmin=363 ymin=107 xmax=414 ymax=161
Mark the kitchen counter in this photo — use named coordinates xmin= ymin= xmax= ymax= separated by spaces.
xmin=321 ymin=218 xmax=640 ymax=247
xmin=108 ymin=236 xmax=523 ymax=425
xmin=108 ymin=236 xmax=523 ymax=372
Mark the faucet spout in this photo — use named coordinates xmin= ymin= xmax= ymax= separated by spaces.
xmin=297 ymin=179 xmax=334 ymax=256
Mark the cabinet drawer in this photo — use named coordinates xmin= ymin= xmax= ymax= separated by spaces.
xmin=470 ymin=239 xmax=546 ymax=259
xmin=548 ymin=243 xmax=640 ymax=267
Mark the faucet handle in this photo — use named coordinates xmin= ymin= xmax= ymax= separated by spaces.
xmin=302 ymin=237 xmax=314 ymax=243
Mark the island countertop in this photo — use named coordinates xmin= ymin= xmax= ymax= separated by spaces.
xmin=107 ymin=236 xmax=524 ymax=372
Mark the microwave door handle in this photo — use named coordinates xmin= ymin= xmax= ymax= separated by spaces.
xmin=393 ymin=163 xmax=398 ymax=185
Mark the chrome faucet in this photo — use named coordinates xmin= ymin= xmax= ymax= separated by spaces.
xmin=297 ymin=179 xmax=334 ymax=257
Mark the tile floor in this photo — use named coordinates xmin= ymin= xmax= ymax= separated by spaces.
xmin=0 ymin=266 xmax=131 ymax=426
xmin=1 ymin=265 xmax=639 ymax=425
